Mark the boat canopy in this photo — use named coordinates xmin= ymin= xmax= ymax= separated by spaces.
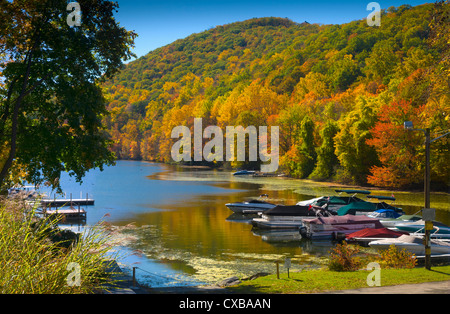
xmin=367 ymin=195 xmax=396 ymax=201
xmin=346 ymin=227 xmax=407 ymax=240
xmin=303 ymin=215 xmax=384 ymax=228
xmin=262 ymin=205 xmax=318 ymax=216
xmin=337 ymin=201 xmax=377 ymax=215
xmin=335 ymin=189 xmax=371 ymax=195
xmin=338 ymin=200 xmax=403 ymax=216
xmin=315 ymin=196 xmax=365 ymax=207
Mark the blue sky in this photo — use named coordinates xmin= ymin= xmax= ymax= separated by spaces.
xmin=114 ymin=0 xmax=432 ymax=60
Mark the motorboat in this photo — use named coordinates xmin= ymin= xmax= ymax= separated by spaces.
xmin=337 ymin=195 xmax=404 ymax=216
xmin=225 ymin=195 xmax=276 ymax=214
xmin=251 ymin=204 xmax=332 ymax=229
xmin=395 ymin=220 xmax=450 ymax=239
xmin=296 ymin=197 xmax=328 ymax=206
xmin=369 ymin=235 xmax=450 ymax=255
xmin=345 ymin=227 xmax=408 ymax=246
xmin=311 ymin=190 xmax=372 ymax=214
xmin=233 ymin=170 xmax=256 ymax=176
xmin=367 ymin=208 xmax=403 ymax=219
xmin=8 ymin=185 xmax=40 ymax=200
xmin=377 ymin=214 xmax=423 ymax=229
xmin=300 ymin=214 xmax=384 ymax=240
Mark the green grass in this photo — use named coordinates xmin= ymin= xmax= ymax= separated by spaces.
xmin=227 ymin=266 xmax=450 ymax=294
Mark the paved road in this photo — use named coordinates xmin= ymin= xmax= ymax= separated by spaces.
xmin=323 ymin=280 xmax=449 ymax=294
xmin=141 ymin=281 xmax=450 ymax=294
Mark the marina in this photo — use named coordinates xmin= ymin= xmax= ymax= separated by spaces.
xmin=14 ymin=161 xmax=449 ymax=288
xmin=9 ymin=189 xmax=95 ymax=222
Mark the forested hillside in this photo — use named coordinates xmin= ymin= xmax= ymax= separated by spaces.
xmin=102 ymin=2 xmax=449 ymax=189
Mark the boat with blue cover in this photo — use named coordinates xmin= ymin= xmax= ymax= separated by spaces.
xmin=337 ymin=195 xmax=404 ymax=216
xmin=367 ymin=209 xmax=403 ymax=219
xmin=306 ymin=190 xmax=371 ymax=214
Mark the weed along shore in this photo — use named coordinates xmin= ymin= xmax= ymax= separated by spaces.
xmin=0 ymin=197 xmax=123 ymax=294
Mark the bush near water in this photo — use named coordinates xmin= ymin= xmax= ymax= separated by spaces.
xmin=328 ymin=241 xmax=417 ymax=272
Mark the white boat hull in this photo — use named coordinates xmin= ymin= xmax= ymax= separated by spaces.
xmin=225 ymin=203 xmax=275 ymax=213
xmin=369 ymin=240 xmax=450 ymax=255
xmin=252 ymin=216 xmax=306 ymax=229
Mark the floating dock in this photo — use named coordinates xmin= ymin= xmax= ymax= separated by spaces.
xmin=41 ymin=198 xmax=95 ymax=207
xmin=41 ymin=208 xmax=87 ymax=221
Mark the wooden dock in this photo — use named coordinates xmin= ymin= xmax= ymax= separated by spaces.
xmin=41 ymin=198 xmax=95 ymax=207
xmin=42 ymin=208 xmax=87 ymax=220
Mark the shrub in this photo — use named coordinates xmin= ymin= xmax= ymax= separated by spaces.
xmin=378 ymin=244 xmax=417 ymax=269
xmin=328 ymin=241 xmax=363 ymax=271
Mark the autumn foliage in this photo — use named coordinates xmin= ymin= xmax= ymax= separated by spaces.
xmin=102 ymin=4 xmax=449 ymax=190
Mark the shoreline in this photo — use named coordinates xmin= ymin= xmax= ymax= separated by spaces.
xmin=126 ymin=159 xmax=450 ymax=196
xmin=136 ymin=160 xmax=449 ymax=212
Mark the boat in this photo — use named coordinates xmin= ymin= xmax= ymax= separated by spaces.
xmin=367 ymin=209 xmax=403 ymax=219
xmin=233 ymin=170 xmax=256 ymax=176
xmin=377 ymin=214 xmax=423 ymax=229
xmin=369 ymin=235 xmax=450 ymax=255
xmin=337 ymin=195 xmax=404 ymax=216
xmin=311 ymin=190 xmax=372 ymax=214
xmin=251 ymin=204 xmax=332 ymax=229
xmin=225 ymin=195 xmax=276 ymax=214
xmin=300 ymin=214 xmax=384 ymax=240
xmin=395 ymin=220 xmax=450 ymax=239
xmin=345 ymin=227 xmax=408 ymax=246
xmin=8 ymin=185 xmax=41 ymax=201
xmin=296 ymin=197 xmax=328 ymax=206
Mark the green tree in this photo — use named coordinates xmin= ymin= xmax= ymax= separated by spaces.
xmin=334 ymin=96 xmax=379 ymax=184
xmin=310 ymin=121 xmax=339 ymax=180
xmin=364 ymin=40 xmax=400 ymax=84
xmin=296 ymin=115 xmax=317 ymax=178
xmin=0 ymin=0 xmax=137 ymax=190
xmin=328 ymin=54 xmax=360 ymax=92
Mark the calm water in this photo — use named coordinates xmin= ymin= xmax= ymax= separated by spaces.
xmin=45 ymin=160 xmax=450 ymax=287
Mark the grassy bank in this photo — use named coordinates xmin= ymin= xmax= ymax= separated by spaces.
xmin=226 ymin=266 xmax=450 ymax=294
xmin=0 ymin=198 xmax=119 ymax=293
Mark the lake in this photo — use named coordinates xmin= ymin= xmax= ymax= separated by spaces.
xmin=45 ymin=160 xmax=450 ymax=287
